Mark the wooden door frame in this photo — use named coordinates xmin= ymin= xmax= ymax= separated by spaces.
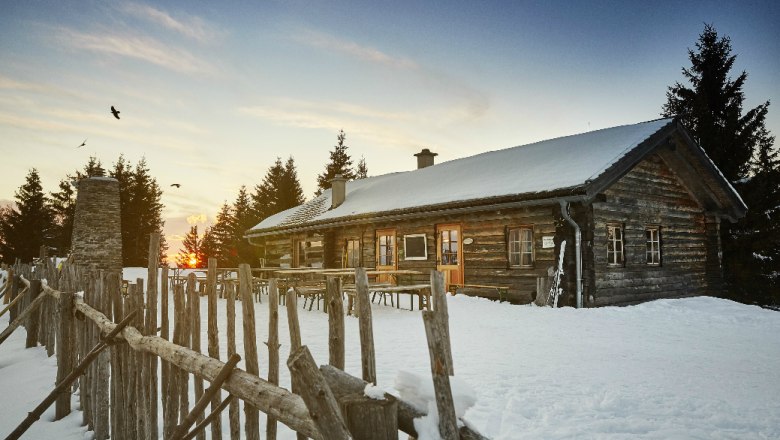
xmin=436 ymin=223 xmax=464 ymax=288
xmin=375 ymin=228 xmax=397 ymax=270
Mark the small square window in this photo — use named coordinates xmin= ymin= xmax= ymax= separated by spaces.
xmin=607 ymin=224 xmax=624 ymax=266
xmin=508 ymin=227 xmax=534 ymax=267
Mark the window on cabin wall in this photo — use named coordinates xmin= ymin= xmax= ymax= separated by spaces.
xmin=344 ymin=239 xmax=360 ymax=268
xmin=508 ymin=226 xmax=534 ymax=267
xmin=646 ymin=226 xmax=661 ymax=265
xmin=440 ymin=228 xmax=459 ymax=265
xmin=607 ymin=224 xmax=625 ymax=266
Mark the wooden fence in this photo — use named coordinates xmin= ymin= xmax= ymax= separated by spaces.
xmin=0 ymin=237 xmax=488 ymax=440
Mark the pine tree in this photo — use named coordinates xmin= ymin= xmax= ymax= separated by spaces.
xmin=199 ymin=226 xmax=217 ymax=265
xmin=316 ymin=130 xmax=356 ymax=195
xmin=252 ymin=158 xmax=285 ymax=222
xmin=176 ymin=225 xmax=201 ymax=268
xmin=232 ymin=185 xmax=257 ymax=264
xmin=356 ymin=155 xmax=368 ymax=179
xmin=210 ymin=202 xmax=235 ymax=266
xmin=281 ymin=157 xmax=305 ymax=209
xmin=662 ymin=24 xmax=780 ymax=305
xmin=0 ymin=169 xmax=55 ymax=263
xmin=48 ymin=178 xmax=76 ymax=256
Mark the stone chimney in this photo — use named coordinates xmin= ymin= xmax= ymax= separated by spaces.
xmin=330 ymin=174 xmax=347 ymax=209
xmin=70 ymin=176 xmax=122 ymax=275
xmin=414 ymin=148 xmax=438 ymax=169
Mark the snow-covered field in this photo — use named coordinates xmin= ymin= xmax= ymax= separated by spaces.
xmin=1 ymin=267 xmax=779 ymax=439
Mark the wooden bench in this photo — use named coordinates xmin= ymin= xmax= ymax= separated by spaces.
xmin=448 ymin=284 xmax=511 ymax=302
xmin=344 ymin=283 xmax=432 ymax=314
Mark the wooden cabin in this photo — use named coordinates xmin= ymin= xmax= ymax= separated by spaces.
xmin=245 ymin=119 xmax=746 ymax=307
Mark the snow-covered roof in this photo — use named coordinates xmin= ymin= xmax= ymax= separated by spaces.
xmin=251 ymin=118 xmax=676 ymax=234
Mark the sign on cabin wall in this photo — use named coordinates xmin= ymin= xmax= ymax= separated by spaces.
xmin=403 ymin=234 xmax=428 ymax=260
xmin=542 ymin=236 xmax=555 ymax=249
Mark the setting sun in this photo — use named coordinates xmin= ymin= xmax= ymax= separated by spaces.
xmin=187 ymin=253 xmax=198 ymax=268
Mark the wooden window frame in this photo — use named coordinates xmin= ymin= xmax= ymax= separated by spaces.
xmin=507 ymin=225 xmax=535 ymax=268
xmin=375 ymin=229 xmax=397 ymax=268
xmin=344 ymin=238 xmax=361 ymax=268
xmin=606 ymin=223 xmax=625 ymax=267
xmin=645 ymin=225 xmax=662 ymax=266
xmin=403 ymin=234 xmax=428 ymax=261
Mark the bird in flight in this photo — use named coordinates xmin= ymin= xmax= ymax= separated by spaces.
xmin=170 ymin=183 xmax=181 ymax=188
xmin=110 ymin=106 xmax=120 ymax=119
xmin=76 ymin=138 xmax=87 ymax=148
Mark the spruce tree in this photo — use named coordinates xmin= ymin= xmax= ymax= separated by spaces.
xmin=48 ymin=178 xmax=76 ymax=257
xmin=662 ymin=24 xmax=779 ymax=305
xmin=316 ymin=130 xmax=356 ymax=195
xmin=0 ymin=169 xmax=55 ymax=262
xmin=232 ymin=185 xmax=257 ymax=264
xmin=281 ymin=157 xmax=305 ymax=209
xmin=252 ymin=157 xmax=285 ymax=222
xmin=356 ymin=155 xmax=369 ymax=179
xmin=176 ymin=225 xmax=201 ymax=268
xmin=199 ymin=226 xmax=217 ymax=265
xmin=210 ymin=202 xmax=235 ymax=266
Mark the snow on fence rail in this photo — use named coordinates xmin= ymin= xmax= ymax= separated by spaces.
xmin=0 ymin=239 xmax=488 ymax=440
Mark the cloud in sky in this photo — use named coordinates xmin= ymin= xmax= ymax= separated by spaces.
xmin=186 ymin=213 xmax=208 ymax=225
xmin=54 ymin=27 xmax=216 ymax=76
xmin=294 ymin=30 xmax=418 ymax=70
xmin=119 ymin=2 xmax=222 ymax=43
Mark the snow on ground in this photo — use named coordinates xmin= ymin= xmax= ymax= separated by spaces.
xmin=1 ymin=267 xmax=779 ymax=439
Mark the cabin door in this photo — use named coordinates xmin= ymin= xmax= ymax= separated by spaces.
xmin=375 ymin=229 xmax=397 ymax=284
xmin=436 ymin=224 xmax=464 ymax=290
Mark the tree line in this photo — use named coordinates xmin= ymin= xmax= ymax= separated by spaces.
xmin=175 ymin=130 xmax=368 ymax=268
xmin=0 ymin=156 xmax=167 ymax=266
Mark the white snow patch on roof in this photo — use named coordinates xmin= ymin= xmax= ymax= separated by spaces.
xmin=252 ymin=118 xmax=673 ymax=231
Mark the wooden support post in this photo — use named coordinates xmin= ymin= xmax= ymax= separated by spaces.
xmin=179 ymin=279 xmax=193 ymax=426
xmin=1 ymin=268 xmax=11 ymax=304
xmin=285 ymin=287 xmax=306 ymax=440
xmin=287 ymin=345 xmax=352 ymax=439
xmin=239 ymin=264 xmax=260 ymax=440
xmin=326 ymin=276 xmax=345 ymax=370
xmin=422 ymin=311 xmax=458 ymax=439
xmin=147 ymin=233 xmax=160 ymax=440
xmin=6 ymin=310 xmax=137 ymax=440
xmin=266 ymin=278 xmax=281 ymax=440
xmin=355 ymin=267 xmax=376 ymax=384
xmin=171 ymin=353 xmax=241 ymax=440
xmin=109 ymin=272 xmax=126 ymax=440
xmin=188 ymin=273 xmax=206 ymax=440
xmin=206 ymin=258 xmax=223 ymax=440
xmin=225 ymin=282 xmax=240 ymax=440
xmin=339 ymin=393 xmax=398 ymax=440
xmin=55 ymin=266 xmax=75 ymax=420
xmin=431 ymin=270 xmax=454 ymax=375
xmin=24 ymin=280 xmax=42 ymax=348
xmin=95 ymin=272 xmax=110 ymax=440
xmin=135 ymin=278 xmax=149 ymax=440
xmin=0 ymin=283 xmax=27 ymax=320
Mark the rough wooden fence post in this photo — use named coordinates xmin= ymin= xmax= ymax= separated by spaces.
xmin=285 ymin=287 xmax=306 ymax=440
xmin=339 ymin=393 xmax=398 ymax=440
xmin=0 ymin=281 xmax=47 ymax=347
xmin=188 ymin=272 xmax=206 ymax=440
xmin=422 ymin=310 xmax=458 ymax=439
xmin=326 ymin=276 xmax=345 ymax=370
xmin=179 ymin=279 xmax=192 ymax=426
xmin=355 ymin=267 xmax=376 ymax=384
xmin=287 ymin=345 xmax=352 ymax=439
xmin=431 ymin=270 xmax=454 ymax=375
xmin=225 ymin=281 xmax=241 ymax=440
xmin=206 ymin=258 xmax=223 ymax=440
xmin=95 ymin=271 xmax=110 ymax=440
xmin=239 ymin=264 xmax=261 ymax=440
xmin=25 ymin=280 xmax=42 ymax=348
xmin=1 ymin=268 xmax=11 ymax=305
xmin=166 ymin=283 xmax=185 ymax=439
xmin=109 ymin=272 xmax=126 ymax=440
xmin=161 ymin=265 xmax=170 ymax=432
xmin=135 ymin=278 xmax=149 ymax=440
xmin=55 ymin=265 xmax=75 ymax=420
xmin=266 ymin=279 xmax=281 ymax=440
xmin=147 ymin=232 xmax=161 ymax=440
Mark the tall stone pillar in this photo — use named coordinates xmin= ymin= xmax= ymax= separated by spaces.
xmin=71 ymin=176 xmax=123 ymax=274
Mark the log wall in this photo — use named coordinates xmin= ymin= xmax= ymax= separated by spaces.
xmin=591 ymin=153 xmax=709 ymax=306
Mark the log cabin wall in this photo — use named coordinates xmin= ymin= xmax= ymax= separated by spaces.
xmin=324 ymin=206 xmax=559 ymax=303
xmin=591 ymin=153 xmax=708 ymax=306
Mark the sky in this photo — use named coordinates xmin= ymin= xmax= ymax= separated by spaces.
xmin=1 ymin=0 xmax=778 ymax=261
